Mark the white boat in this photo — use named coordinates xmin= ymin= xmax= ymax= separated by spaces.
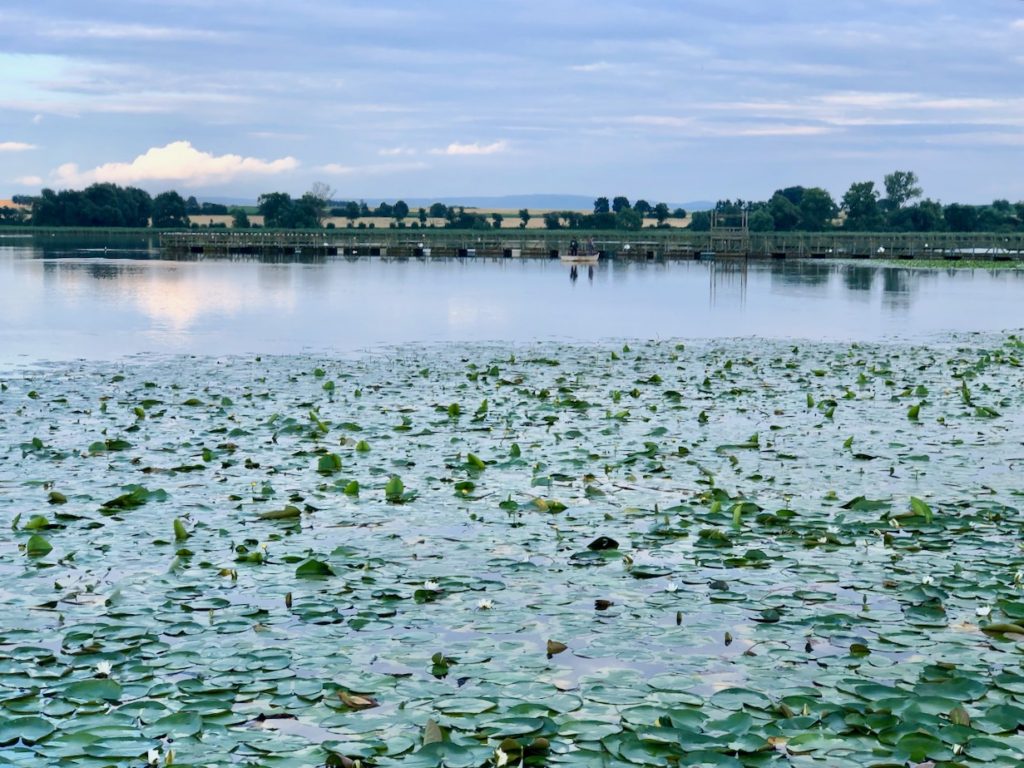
xmin=560 ymin=253 xmax=599 ymax=264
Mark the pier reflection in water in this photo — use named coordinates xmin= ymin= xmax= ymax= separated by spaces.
xmin=1 ymin=246 xmax=1023 ymax=363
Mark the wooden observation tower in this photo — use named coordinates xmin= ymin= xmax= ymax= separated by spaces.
xmin=709 ymin=210 xmax=750 ymax=257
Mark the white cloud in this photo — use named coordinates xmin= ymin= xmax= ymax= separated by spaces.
xmin=570 ymin=62 xmax=614 ymax=73
xmin=52 ymin=141 xmax=298 ymax=187
xmin=624 ymin=116 xmax=692 ymax=128
xmin=732 ymin=125 xmax=833 ymax=137
xmin=0 ymin=141 xmax=36 ymax=152
xmin=318 ymin=161 xmax=428 ymax=176
xmin=430 ymin=140 xmax=509 ymax=156
xmin=15 ymin=175 xmax=43 ymax=185
xmin=45 ymin=22 xmax=231 ymax=42
xmin=378 ymin=146 xmax=417 ymax=156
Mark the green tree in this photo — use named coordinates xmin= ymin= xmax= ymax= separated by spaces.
xmin=842 ymin=181 xmax=881 ymax=230
xmin=883 ymin=170 xmax=922 ymax=210
xmin=593 ymin=197 xmax=610 ymax=215
xmin=492 ymin=212 xmax=504 ymax=229
xmin=294 ymin=194 xmax=324 ymax=228
xmin=615 ymin=207 xmax=642 ymax=230
xmin=230 ymin=207 xmax=250 ymax=228
xmin=633 ymin=199 xmax=652 ymax=215
xmin=798 ymin=187 xmax=838 ymax=231
xmin=429 ymin=202 xmax=447 ymax=218
xmin=305 ymin=182 xmax=333 ymax=225
xmin=777 ymin=186 xmax=805 ymax=206
xmin=888 ymin=199 xmax=945 ymax=232
xmin=612 ymin=196 xmax=631 ymax=213
xmin=258 ymin=192 xmax=295 ymax=228
xmin=344 ymin=201 xmax=361 ymax=222
xmin=184 ymin=196 xmax=201 ymax=214
xmin=672 ymin=207 xmax=687 ymax=219
xmin=518 ymin=208 xmax=530 ymax=227
xmin=688 ymin=211 xmax=712 ymax=231
xmin=418 ymin=207 xmax=427 ymax=225
xmin=943 ymin=203 xmax=977 ymax=232
xmin=977 ymin=200 xmax=1017 ymax=231
xmin=393 ymin=200 xmax=410 ymax=221
xmin=748 ymin=209 xmax=775 ymax=232
xmin=653 ymin=203 xmax=670 ymax=224
xmin=0 ymin=204 xmax=26 ymax=225
xmin=152 ymin=191 xmax=188 ymax=228
xmin=542 ymin=212 xmax=561 ymax=229
xmin=768 ymin=192 xmax=800 ymax=231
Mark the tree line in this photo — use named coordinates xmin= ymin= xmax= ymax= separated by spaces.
xmin=5 ymin=172 xmax=1024 ymax=233
xmin=689 ymin=171 xmax=1024 ymax=233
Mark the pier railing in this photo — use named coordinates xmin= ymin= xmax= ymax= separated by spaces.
xmin=158 ymin=229 xmax=1024 ymax=261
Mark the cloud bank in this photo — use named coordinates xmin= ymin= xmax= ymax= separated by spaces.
xmin=52 ymin=141 xmax=298 ymax=187
xmin=0 ymin=141 xmax=37 ymax=152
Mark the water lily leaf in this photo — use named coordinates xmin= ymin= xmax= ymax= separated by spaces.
xmin=318 ymin=453 xmax=343 ymax=474
xmin=146 ymin=710 xmax=203 ymax=738
xmin=338 ymin=690 xmax=379 ymax=710
xmin=546 ymin=640 xmax=568 ymax=657
xmin=25 ymin=534 xmax=52 ymax=557
xmin=259 ymin=505 xmax=302 ymax=520
xmin=423 ymin=718 xmax=444 ymax=746
xmin=710 ymin=688 xmax=772 ymax=711
xmin=63 ymin=678 xmax=123 ymax=702
xmin=0 ymin=716 xmax=55 ymax=745
xmin=296 ymin=559 xmax=336 ymax=578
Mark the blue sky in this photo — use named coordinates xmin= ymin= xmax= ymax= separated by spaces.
xmin=1 ymin=0 xmax=1022 ymax=203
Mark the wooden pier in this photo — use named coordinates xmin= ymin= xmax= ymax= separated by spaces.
xmin=158 ymin=230 xmax=1024 ymax=262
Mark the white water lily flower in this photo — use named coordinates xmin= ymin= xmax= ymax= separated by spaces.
xmin=477 ymin=599 xmax=493 ymax=610
xmin=1015 ymin=570 xmax=1023 ymax=586
xmin=921 ymin=575 xmax=934 ymax=586
xmin=976 ymin=605 xmax=992 ymax=618
xmin=495 ymin=747 xmax=509 ymax=767
xmin=665 ymin=582 xmax=679 ymax=593
xmin=147 ymin=749 xmax=160 ymax=765
xmin=96 ymin=661 xmax=112 ymax=677
xmin=817 ymin=536 xmax=828 ymax=544
xmin=424 ymin=580 xmax=440 ymax=591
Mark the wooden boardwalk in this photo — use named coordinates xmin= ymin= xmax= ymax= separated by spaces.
xmin=159 ymin=230 xmax=1024 ymax=261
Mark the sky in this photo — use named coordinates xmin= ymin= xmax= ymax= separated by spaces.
xmin=1 ymin=0 xmax=1023 ymax=204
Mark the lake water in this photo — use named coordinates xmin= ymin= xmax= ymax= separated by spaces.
xmin=2 ymin=237 xmax=1023 ymax=362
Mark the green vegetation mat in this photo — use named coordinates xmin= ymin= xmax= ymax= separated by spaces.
xmin=2 ymin=334 xmax=1024 ymax=766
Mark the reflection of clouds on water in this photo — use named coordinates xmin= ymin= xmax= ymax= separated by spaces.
xmin=446 ymin=297 xmax=509 ymax=331
xmin=41 ymin=260 xmax=298 ymax=333
xmin=5 ymin=250 xmax=1024 ymax=364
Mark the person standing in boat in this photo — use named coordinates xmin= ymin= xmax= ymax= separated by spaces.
xmin=569 ymin=238 xmax=579 ymax=256
xmin=586 ymin=236 xmax=596 ymax=256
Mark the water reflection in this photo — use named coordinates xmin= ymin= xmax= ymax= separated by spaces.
xmin=1 ymin=244 xmax=1023 ymax=362
xmin=708 ymin=260 xmax=747 ymax=307
xmin=843 ymin=267 xmax=874 ymax=294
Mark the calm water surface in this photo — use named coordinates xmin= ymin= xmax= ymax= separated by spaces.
xmin=2 ymin=238 xmax=1023 ymax=362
